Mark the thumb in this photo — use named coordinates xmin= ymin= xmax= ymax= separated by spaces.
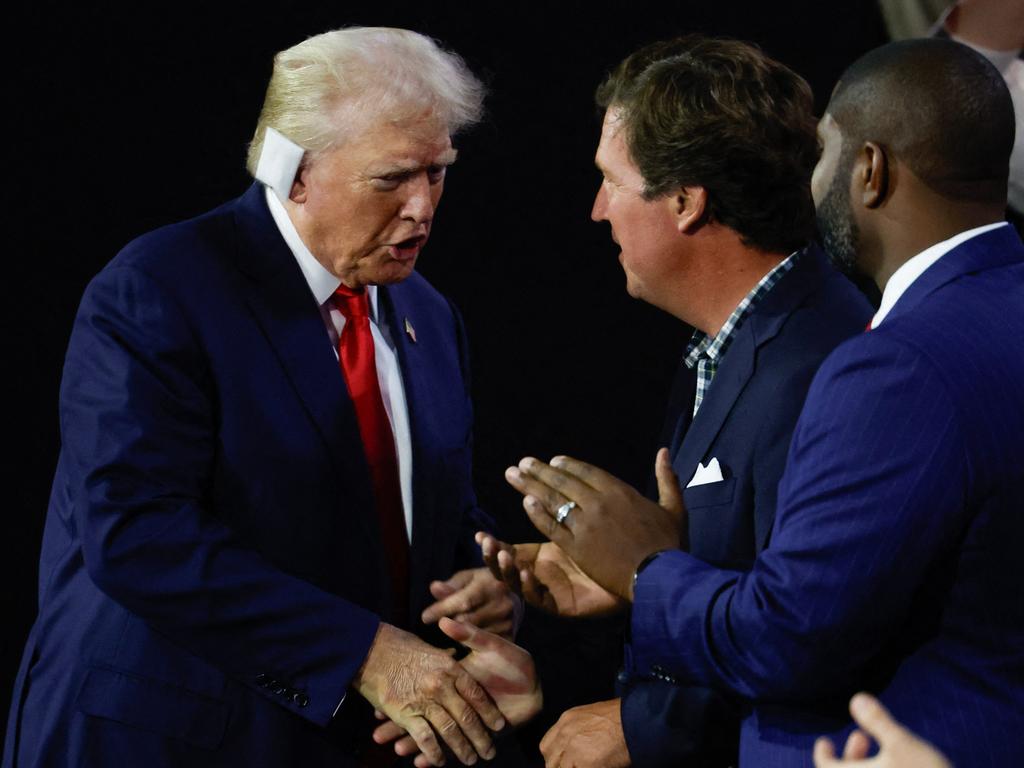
xmin=439 ymin=616 xmax=498 ymax=653
xmin=655 ymin=448 xmax=683 ymax=518
xmin=848 ymin=693 xmax=908 ymax=748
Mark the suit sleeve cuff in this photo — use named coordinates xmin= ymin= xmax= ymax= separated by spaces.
xmin=630 ymin=549 xmax=736 ymax=681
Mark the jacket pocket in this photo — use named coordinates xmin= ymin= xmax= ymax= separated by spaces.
xmin=683 ymin=476 xmax=737 ymax=509
xmin=76 ymin=666 xmax=229 ymax=749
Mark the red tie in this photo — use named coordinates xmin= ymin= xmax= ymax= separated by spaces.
xmin=332 ymin=285 xmax=409 ymax=627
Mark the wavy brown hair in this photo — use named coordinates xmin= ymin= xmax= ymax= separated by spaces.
xmin=596 ymin=35 xmax=818 ymax=254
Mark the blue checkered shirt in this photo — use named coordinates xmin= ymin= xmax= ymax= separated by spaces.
xmin=684 ymin=251 xmax=800 ymax=416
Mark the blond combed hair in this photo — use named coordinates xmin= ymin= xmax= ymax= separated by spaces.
xmin=246 ymin=27 xmax=485 ymax=175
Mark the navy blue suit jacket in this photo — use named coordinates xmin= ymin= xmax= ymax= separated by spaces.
xmin=620 ymin=247 xmax=871 ymax=767
xmin=629 ymin=225 xmax=1024 ymax=767
xmin=4 ymin=185 xmax=492 ymax=766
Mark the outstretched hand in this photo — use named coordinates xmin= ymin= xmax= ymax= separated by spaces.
xmin=373 ymin=618 xmax=542 ymax=767
xmin=504 ymin=448 xmax=685 ymax=601
xmin=476 ymin=533 xmax=626 ymax=618
xmin=421 ymin=567 xmax=517 ymax=640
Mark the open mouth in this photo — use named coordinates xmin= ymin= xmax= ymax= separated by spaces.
xmin=391 ymin=234 xmax=426 ymax=259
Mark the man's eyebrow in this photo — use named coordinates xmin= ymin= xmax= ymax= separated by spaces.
xmin=372 ymin=148 xmax=459 ymax=176
xmin=594 ymin=159 xmax=617 ymax=182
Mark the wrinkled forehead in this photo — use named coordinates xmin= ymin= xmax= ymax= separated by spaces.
xmin=329 ymin=101 xmax=453 ymax=150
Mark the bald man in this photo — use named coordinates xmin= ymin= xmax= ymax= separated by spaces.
xmin=504 ymin=38 xmax=1024 ymax=768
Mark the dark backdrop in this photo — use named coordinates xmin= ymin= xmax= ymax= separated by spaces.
xmin=6 ymin=1 xmax=887 ymax=759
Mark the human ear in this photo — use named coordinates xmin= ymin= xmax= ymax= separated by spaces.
xmin=859 ymin=142 xmax=889 ymax=209
xmin=669 ymin=186 xmax=708 ymax=234
xmin=289 ymin=163 xmax=309 ymax=204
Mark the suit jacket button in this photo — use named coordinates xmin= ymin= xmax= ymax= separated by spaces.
xmin=616 ymin=670 xmax=629 ymax=684
xmin=293 ymin=692 xmax=310 ymax=708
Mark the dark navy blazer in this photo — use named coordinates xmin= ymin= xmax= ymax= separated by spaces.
xmin=4 ymin=184 xmax=491 ymax=766
xmin=630 ymin=225 xmax=1024 ymax=767
xmin=620 ymin=247 xmax=871 ymax=767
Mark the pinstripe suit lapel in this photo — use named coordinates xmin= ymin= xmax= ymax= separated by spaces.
xmin=885 ymin=224 xmax=1024 ymax=326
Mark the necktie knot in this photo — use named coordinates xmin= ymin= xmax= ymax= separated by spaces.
xmin=333 ymin=284 xmax=369 ymax=320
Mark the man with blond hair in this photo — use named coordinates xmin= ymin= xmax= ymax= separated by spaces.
xmin=4 ymin=27 xmax=537 ymax=768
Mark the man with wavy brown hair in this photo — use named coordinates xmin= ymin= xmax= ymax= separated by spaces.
xmin=488 ymin=35 xmax=871 ymax=768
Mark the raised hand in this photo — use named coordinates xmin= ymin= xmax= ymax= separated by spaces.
xmin=352 ymin=622 xmax=505 ymax=766
xmin=477 ymin=533 xmax=626 ymax=618
xmin=505 ymin=448 xmax=685 ymax=601
xmin=813 ymin=693 xmax=951 ymax=768
xmin=373 ymin=618 xmax=542 ymax=768
xmin=420 ymin=567 xmax=517 ymax=640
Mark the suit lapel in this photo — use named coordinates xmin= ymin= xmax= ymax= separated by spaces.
xmin=884 ymin=224 xmax=1024 ymax=325
xmin=671 ymin=247 xmax=827 ymax=485
xmin=230 ymin=185 xmax=376 ymax=540
xmin=671 ymin=323 xmax=756 ymax=485
xmin=377 ymin=282 xmax=439 ymax=604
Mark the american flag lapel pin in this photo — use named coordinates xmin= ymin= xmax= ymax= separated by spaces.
xmin=404 ymin=317 xmax=417 ymax=343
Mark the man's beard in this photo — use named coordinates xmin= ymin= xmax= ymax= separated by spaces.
xmin=816 ymin=148 xmax=860 ymax=272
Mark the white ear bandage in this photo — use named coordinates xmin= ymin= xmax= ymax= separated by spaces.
xmin=254 ymin=127 xmax=305 ymax=203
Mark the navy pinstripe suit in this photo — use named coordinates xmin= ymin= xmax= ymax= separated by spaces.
xmin=629 ymin=224 xmax=1024 ymax=767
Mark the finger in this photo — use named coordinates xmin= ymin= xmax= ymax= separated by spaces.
xmin=443 ymin=675 xmax=500 ymax=761
xmin=423 ymin=700 xmax=480 ymax=766
xmin=496 ymin=549 xmax=523 ymax=594
xmin=539 ymin=717 xmax=565 ymax=765
xmin=414 ymin=754 xmax=436 ymax=768
xmin=654 ymin=448 xmax=684 ymax=520
xmin=479 ymin=534 xmax=506 ymax=581
xmin=811 ymin=736 xmax=839 ymax=767
xmin=394 ymin=734 xmax=423 ymax=756
xmin=429 ymin=581 xmax=457 ymax=600
xmin=522 ymin=493 xmax=574 ymax=551
xmin=439 ymin=617 xmax=506 ymax=657
xmin=549 ymin=454 xmax=627 ymax=493
xmin=429 ymin=569 xmax=473 ymax=601
xmin=455 ymin=596 xmax=511 ymax=629
xmin=517 ymin=457 xmax=598 ymax=508
xmin=372 ymin=719 xmax=407 ymax=744
xmin=461 ymin=618 xmax=513 ymax=639
xmin=422 ymin=585 xmax=479 ymax=625
xmin=403 ymin=715 xmax=446 ymax=767
xmin=374 ymin=708 xmax=387 ymax=720
xmin=849 ymin=692 xmax=908 ymax=748
xmin=842 ymin=729 xmax=871 ymax=760
xmin=506 ymin=466 xmax=576 ymax=521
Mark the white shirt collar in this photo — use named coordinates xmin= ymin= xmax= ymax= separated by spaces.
xmin=871 ymin=221 xmax=1007 ymax=328
xmin=263 ymin=186 xmax=380 ymax=319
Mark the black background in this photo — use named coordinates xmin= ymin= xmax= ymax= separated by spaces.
xmin=6 ymin=1 xmax=888 ymax=758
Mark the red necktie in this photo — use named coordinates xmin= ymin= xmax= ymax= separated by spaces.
xmin=332 ymin=285 xmax=409 ymax=627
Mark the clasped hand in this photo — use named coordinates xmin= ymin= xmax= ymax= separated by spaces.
xmin=353 ymin=621 xmax=505 ymax=766
xmin=369 ymin=618 xmax=542 ymax=767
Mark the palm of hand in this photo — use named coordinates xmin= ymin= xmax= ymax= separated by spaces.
xmin=531 ymin=543 xmax=625 ymax=617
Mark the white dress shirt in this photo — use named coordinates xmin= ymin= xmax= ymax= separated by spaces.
xmin=871 ymin=221 xmax=1008 ymax=328
xmin=264 ymin=187 xmax=414 ymax=542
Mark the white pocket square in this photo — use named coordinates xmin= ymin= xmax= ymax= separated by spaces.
xmin=687 ymin=457 xmax=724 ymax=488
